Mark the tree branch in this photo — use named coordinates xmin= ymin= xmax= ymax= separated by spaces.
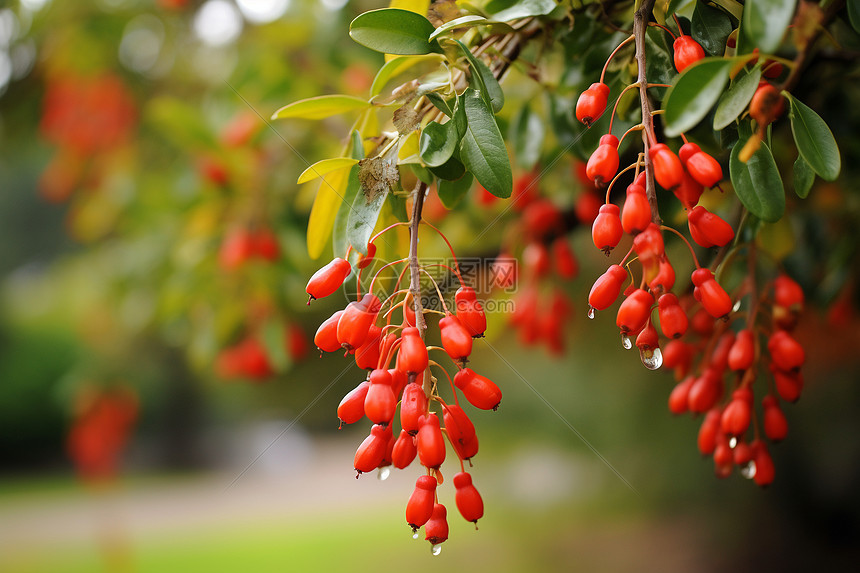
xmin=409 ymin=181 xmax=428 ymax=341
xmin=633 ymin=0 xmax=661 ymax=225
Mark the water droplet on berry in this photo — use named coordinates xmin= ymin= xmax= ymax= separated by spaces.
xmin=621 ymin=334 xmax=633 ymax=349
xmin=431 ymin=543 xmax=443 ymax=556
xmin=587 ymin=306 xmax=595 ymax=319
xmin=378 ymin=466 xmax=391 ymax=481
xmin=732 ymin=299 xmax=742 ymax=312
xmin=640 ymin=347 xmax=663 ymax=370
xmin=740 ymin=460 xmax=757 ymax=479
xmin=729 ymin=436 xmax=738 ymax=448
xmin=412 ymin=531 xmax=420 ymax=540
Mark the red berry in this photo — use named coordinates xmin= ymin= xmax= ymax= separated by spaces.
xmin=455 ymin=287 xmax=487 ymax=337
xmin=219 ymin=228 xmax=255 ymax=270
xmin=354 ymin=424 xmax=391 ymax=475
xmin=523 ymin=242 xmax=551 ymax=278
xmin=453 ymin=368 xmax=502 ymax=410
xmin=680 ymin=142 xmax=723 ymax=187
xmin=762 ymin=395 xmax=789 ymax=442
xmin=424 ymin=503 xmax=449 ymax=545
xmin=398 ymin=327 xmax=429 ymax=374
xmin=767 ymin=330 xmax=805 ymax=371
xmin=586 ymin=134 xmax=620 ymax=187
xmin=621 ymin=182 xmax=652 ymax=234
xmin=575 ymin=191 xmax=603 ymax=225
xmin=668 ymin=375 xmax=694 ymax=414
xmin=728 ymin=329 xmax=755 ymax=371
xmin=772 ymin=366 xmax=803 ymax=402
xmin=688 ymin=369 xmax=723 ymax=413
xmin=306 ymin=257 xmax=352 ymax=302
xmin=523 ymin=200 xmax=563 ymax=240
xmin=616 ymin=288 xmax=654 ymax=334
xmin=354 ymin=325 xmax=382 ymax=370
xmin=648 ymin=258 xmax=676 ymax=295
xmin=443 ymin=403 xmax=478 ymax=460
xmin=356 ymin=242 xmax=377 ymax=270
xmin=315 ymin=310 xmax=345 ymax=353
xmin=439 ymin=315 xmax=473 ymax=362
xmin=750 ymin=83 xmax=785 ymax=128
xmin=688 ymin=206 xmax=735 ymax=248
xmin=709 ymin=331 xmax=736 ymax=373
xmin=406 ymin=475 xmax=437 ymax=528
xmin=453 ymin=472 xmax=484 ymax=523
xmin=649 ymin=143 xmax=684 ymax=190
xmin=697 ymin=408 xmax=722 ymax=455
xmin=592 ymin=204 xmax=623 ymax=254
xmin=253 ymin=228 xmax=280 ymax=261
xmin=663 ymin=339 xmax=693 ymax=379
xmin=690 ymin=307 xmax=716 ymax=336
xmin=673 ymin=168 xmax=704 ymax=209
xmin=417 ymin=413 xmax=446 ymax=469
xmin=401 ymin=382 xmax=428 ymax=435
xmin=337 ymin=381 xmax=369 ymax=425
xmin=512 ymin=171 xmax=539 ymax=211
xmin=588 ymin=264 xmax=628 ymax=311
xmin=751 ymin=439 xmax=775 ymax=487
xmin=392 ymin=429 xmax=417 ymax=469
xmin=364 ymin=369 xmax=397 ymax=425
xmin=774 ymin=274 xmax=804 ymax=308
xmin=691 ymin=268 xmax=733 ymax=319
xmin=673 ymin=35 xmax=705 ymax=73
xmin=337 ymin=294 xmax=381 ymax=351
xmin=721 ymin=387 xmax=753 ymax=437
xmin=657 ymin=293 xmax=688 ymax=339
xmin=575 ymin=82 xmax=610 ymax=127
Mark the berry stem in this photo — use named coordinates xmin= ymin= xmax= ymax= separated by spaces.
xmin=605 ymin=160 xmax=645 ymax=204
xmin=420 ymin=220 xmax=465 ymax=286
xmin=600 ymin=34 xmax=635 ymax=84
xmin=608 ymin=82 xmax=640 ymax=134
xmin=648 ymin=22 xmax=676 ymax=40
xmin=419 ymin=268 xmax=451 ymax=314
xmin=660 ymin=225 xmax=701 ymax=269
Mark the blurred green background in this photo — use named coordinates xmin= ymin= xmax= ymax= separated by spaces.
xmin=1 ymin=1 xmax=859 ymax=572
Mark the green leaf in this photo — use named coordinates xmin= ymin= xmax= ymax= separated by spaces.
xmin=667 ymin=0 xmax=696 ymax=15
xmin=425 ymin=93 xmax=454 ymax=117
xmin=429 ymin=15 xmax=487 ymax=41
xmin=347 ymin=161 xmax=392 ymax=254
xmin=486 ymin=0 xmax=557 ymax=21
xmin=785 ymin=93 xmax=841 ymax=181
xmin=730 ymin=135 xmax=785 ymax=223
xmin=645 ymin=27 xmax=677 ymax=102
xmin=509 ymin=103 xmax=544 ymax=170
xmin=370 ymin=55 xmax=443 ymax=97
xmin=713 ymin=65 xmax=761 ymax=130
xmin=429 ymin=154 xmax=466 ymax=181
xmin=793 ymin=154 xmax=815 ymax=199
xmin=664 ymin=58 xmax=732 ymax=137
xmin=458 ymin=90 xmax=512 ymax=198
xmin=743 ymin=0 xmax=797 ymax=54
xmin=349 ymin=8 xmax=439 ymax=55
xmin=455 ymin=40 xmax=504 ymax=113
xmin=419 ymin=120 xmax=458 ymax=167
xmin=272 ymin=95 xmax=370 ymax=121
xmin=692 ymin=0 xmax=732 ymax=57
xmin=297 ymin=158 xmax=360 ymax=184
xmin=437 ymin=173 xmax=474 ymax=209
xmin=332 ymin=133 xmax=365 ymax=260
xmin=849 ymin=0 xmax=860 ymax=34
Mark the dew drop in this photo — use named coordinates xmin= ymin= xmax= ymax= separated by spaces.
xmin=412 ymin=531 xmax=420 ymax=540
xmin=377 ymin=466 xmax=391 ymax=481
xmin=729 ymin=436 xmax=738 ymax=448
xmin=621 ymin=334 xmax=633 ymax=350
xmin=587 ymin=306 xmax=595 ymax=320
xmin=640 ymin=347 xmax=663 ymax=370
xmin=732 ymin=299 xmax=742 ymax=312
xmin=431 ymin=543 xmax=443 ymax=556
xmin=740 ymin=460 xmax=757 ymax=479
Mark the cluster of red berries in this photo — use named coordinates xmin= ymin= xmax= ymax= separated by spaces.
xmin=307 ymin=228 xmax=500 ymax=552
xmin=579 ymin=28 xmax=806 ymax=486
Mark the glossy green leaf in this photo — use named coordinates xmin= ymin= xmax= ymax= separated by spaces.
xmin=347 ymin=161 xmax=393 ymax=254
xmin=370 ymin=55 xmax=443 ymax=97
xmin=429 ymin=15 xmax=487 ymax=41
xmin=272 ymin=95 xmax=370 ymax=121
xmin=509 ymin=103 xmax=544 ymax=170
xmin=349 ymin=9 xmax=438 ymax=55
xmin=664 ymin=58 xmax=732 ymax=136
xmin=785 ymin=93 xmax=841 ymax=181
xmin=849 ymin=0 xmax=860 ymax=33
xmin=419 ymin=120 xmax=458 ymax=168
xmin=645 ymin=27 xmax=676 ymax=101
xmin=730 ymin=136 xmax=785 ymax=223
xmin=667 ymin=0 xmax=696 ymax=15
xmin=455 ymin=40 xmax=504 ymax=113
xmin=713 ymin=65 xmax=761 ymax=130
xmin=692 ymin=0 xmax=732 ymax=57
xmin=332 ymin=133 xmax=365 ymax=260
xmin=486 ymin=0 xmax=558 ymax=21
xmin=425 ymin=93 xmax=454 ymax=117
xmin=743 ymin=0 xmax=796 ymax=54
xmin=437 ymin=173 xmax=474 ymax=209
xmin=297 ymin=158 xmax=359 ymax=184
xmin=793 ymin=154 xmax=815 ymax=199
xmin=458 ymin=89 xmax=512 ymax=198
xmin=429 ymin=154 xmax=466 ymax=181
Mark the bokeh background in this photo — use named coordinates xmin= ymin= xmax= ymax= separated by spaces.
xmin=1 ymin=1 xmax=860 ymax=572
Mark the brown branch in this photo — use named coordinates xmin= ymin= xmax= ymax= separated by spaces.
xmin=634 ymin=0 xmax=660 ymax=225
xmin=409 ymin=181 xmax=428 ymax=341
